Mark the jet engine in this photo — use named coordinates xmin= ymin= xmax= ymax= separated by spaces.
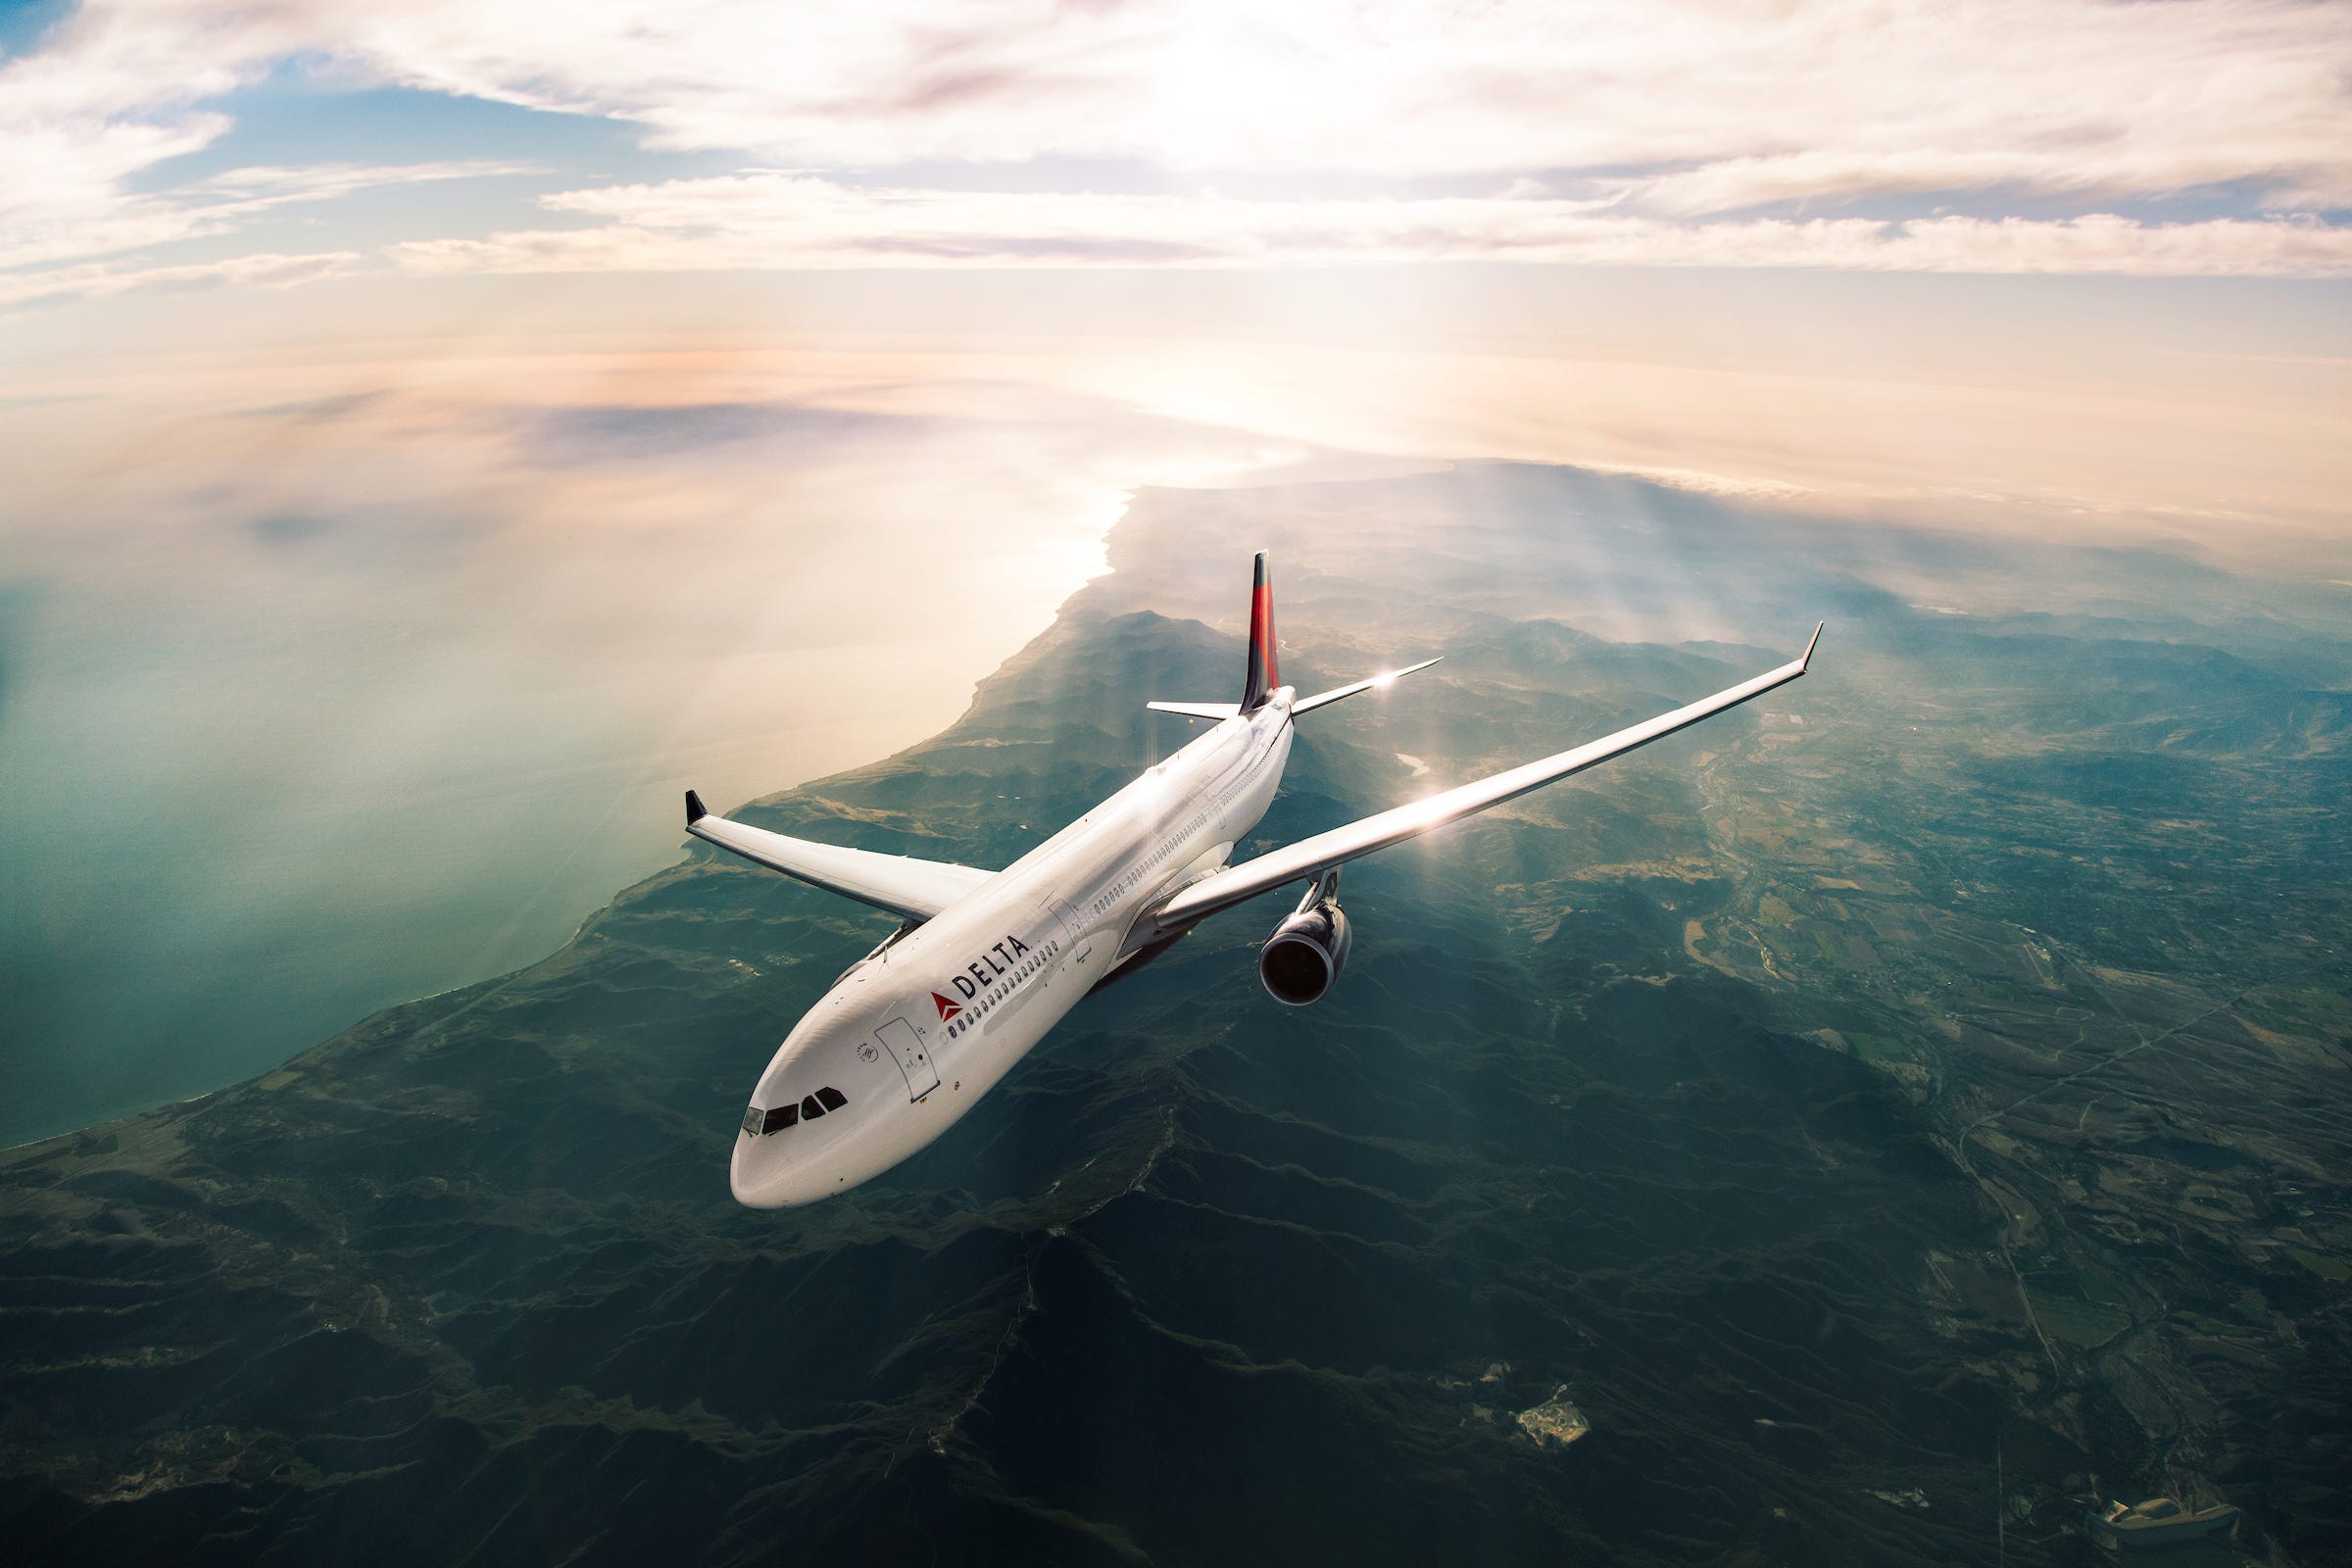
xmin=1258 ymin=870 xmax=1351 ymax=1005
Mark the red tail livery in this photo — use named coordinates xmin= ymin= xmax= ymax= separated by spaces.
xmin=1243 ymin=550 xmax=1278 ymax=711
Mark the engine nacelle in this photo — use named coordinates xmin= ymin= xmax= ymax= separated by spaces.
xmin=1259 ymin=895 xmax=1352 ymax=1005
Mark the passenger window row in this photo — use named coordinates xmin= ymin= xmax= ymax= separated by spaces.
xmin=946 ymin=939 xmax=1058 ymax=1040
xmin=1090 ymin=766 xmax=1240 ymax=917
xmin=741 ymin=1083 xmax=848 ymax=1137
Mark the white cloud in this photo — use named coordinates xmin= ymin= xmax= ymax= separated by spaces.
xmin=388 ymin=174 xmax=2352 ymax=278
xmin=186 ymin=161 xmax=541 ymax=203
xmin=0 ymin=151 xmax=532 ymax=274
xmin=4 ymin=0 xmax=2349 ymax=287
xmin=335 ymin=0 xmax=2352 ymax=208
xmin=0 ymin=1 xmax=294 ymax=265
xmin=0 ymin=0 xmax=528 ymax=272
xmin=0 ymin=249 xmax=366 ymax=310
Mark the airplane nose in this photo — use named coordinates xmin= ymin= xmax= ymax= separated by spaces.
xmin=731 ymin=1021 xmax=910 ymax=1207
xmin=731 ymin=1127 xmax=825 ymax=1208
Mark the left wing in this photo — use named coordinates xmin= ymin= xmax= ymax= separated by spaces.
xmin=1152 ymin=625 xmax=1821 ymax=930
xmin=684 ymin=791 xmax=994 ymax=922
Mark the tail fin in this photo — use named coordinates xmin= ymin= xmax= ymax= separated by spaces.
xmin=1243 ymin=550 xmax=1278 ymax=711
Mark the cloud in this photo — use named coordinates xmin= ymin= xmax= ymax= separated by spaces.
xmin=0 ymin=249 xmax=365 ymax=311
xmin=186 ymin=160 xmax=541 ymax=204
xmin=0 ymin=0 xmax=524 ymax=272
xmin=388 ymin=174 xmax=2352 ymax=278
xmin=3 ymin=0 xmax=2350 ymax=290
xmin=314 ymin=1 xmax=2352 ymax=213
xmin=0 ymin=153 xmax=528 ymax=284
xmin=0 ymin=2 xmax=294 ymax=266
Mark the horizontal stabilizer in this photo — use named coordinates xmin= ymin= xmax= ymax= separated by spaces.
xmin=1148 ymin=701 xmax=1243 ymax=721
xmin=1292 ymin=657 xmax=1443 ymax=717
xmin=684 ymin=793 xmax=994 ymax=921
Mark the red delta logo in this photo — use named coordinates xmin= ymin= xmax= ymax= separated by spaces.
xmin=932 ymin=992 xmax=963 ymax=1022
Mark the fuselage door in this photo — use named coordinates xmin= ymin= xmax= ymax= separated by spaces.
xmin=873 ymin=1016 xmax=940 ymax=1102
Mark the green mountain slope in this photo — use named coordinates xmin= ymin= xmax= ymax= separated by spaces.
xmin=5 ymin=463 xmax=2345 ymax=1565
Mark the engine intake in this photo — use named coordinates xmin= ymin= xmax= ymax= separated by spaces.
xmin=1259 ymin=874 xmax=1352 ymax=1005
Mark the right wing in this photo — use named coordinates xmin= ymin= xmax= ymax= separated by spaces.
xmin=1152 ymin=624 xmax=1821 ymax=930
xmin=684 ymin=791 xmax=994 ymax=922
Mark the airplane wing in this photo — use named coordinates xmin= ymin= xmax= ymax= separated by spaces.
xmin=1151 ymin=625 xmax=1821 ymax=930
xmin=684 ymin=791 xmax=993 ymax=922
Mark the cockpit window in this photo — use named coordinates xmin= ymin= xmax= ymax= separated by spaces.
xmin=742 ymin=1090 xmax=844 ymax=1136
xmin=744 ymin=1102 xmax=800 ymax=1136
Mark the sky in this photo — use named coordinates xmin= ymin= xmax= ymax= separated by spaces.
xmin=6 ymin=0 xmax=2352 ymax=298
xmin=2 ymin=0 xmax=2348 ymax=1142
xmin=3 ymin=0 xmax=2347 ymax=545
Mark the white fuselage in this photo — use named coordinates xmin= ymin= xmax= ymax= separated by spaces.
xmin=731 ymin=689 xmax=1297 ymax=1206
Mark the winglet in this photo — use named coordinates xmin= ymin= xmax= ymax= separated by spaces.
xmin=1800 ymin=621 xmax=1824 ymax=671
xmin=685 ymin=789 xmax=708 ymax=825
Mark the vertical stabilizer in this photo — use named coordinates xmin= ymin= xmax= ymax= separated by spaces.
xmin=1243 ymin=551 xmax=1279 ymax=711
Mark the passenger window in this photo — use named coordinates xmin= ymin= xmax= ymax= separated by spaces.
xmin=816 ymin=1086 xmax=848 ymax=1111
xmin=801 ymin=1094 xmax=825 ymax=1120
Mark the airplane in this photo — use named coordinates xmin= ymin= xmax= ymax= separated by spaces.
xmin=690 ymin=553 xmax=1821 ymax=1207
